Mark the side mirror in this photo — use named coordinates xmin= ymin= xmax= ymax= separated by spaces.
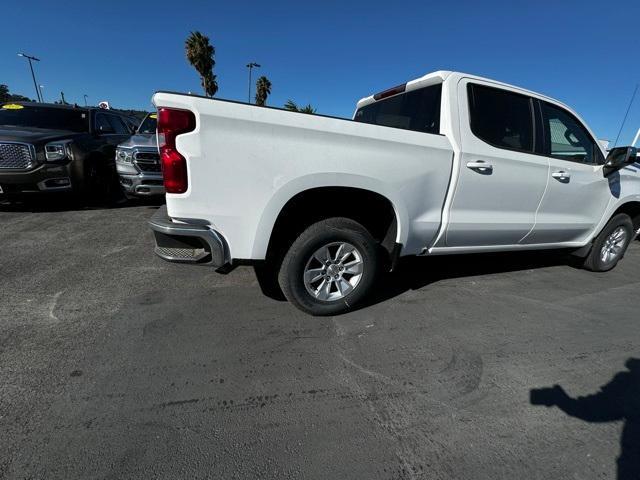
xmin=604 ymin=146 xmax=637 ymax=176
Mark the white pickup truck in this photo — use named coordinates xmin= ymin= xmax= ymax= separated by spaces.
xmin=149 ymin=71 xmax=640 ymax=315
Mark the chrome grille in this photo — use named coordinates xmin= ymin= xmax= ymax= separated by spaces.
xmin=134 ymin=151 xmax=159 ymax=161
xmin=0 ymin=143 xmax=35 ymax=169
xmin=136 ymin=161 xmax=162 ymax=173
xmin=133 ymin=149 xmax=161 ymax=173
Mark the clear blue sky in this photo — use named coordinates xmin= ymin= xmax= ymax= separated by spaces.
xmin=2 ymin=0 xmax=639 ymax=142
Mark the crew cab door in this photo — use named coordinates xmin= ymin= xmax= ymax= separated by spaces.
xmin=521 ymin=100 xmax=611 ymax=244
xmin=445 ymin=80 xmax=549 ymax=246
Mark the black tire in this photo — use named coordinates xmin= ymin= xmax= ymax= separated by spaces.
xmin=81 ymin=158 xmax=122 ymax=206
xmin=278 ymin=217 xmax=381 ymax=316
xmin=583 ymin=213 xmax=634 ymax=272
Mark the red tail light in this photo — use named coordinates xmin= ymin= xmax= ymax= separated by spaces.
xmin=157 ymin=107 xmax=196 ymax=194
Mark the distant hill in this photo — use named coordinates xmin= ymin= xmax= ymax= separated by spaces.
xmin=113 ymin=108 xmax=149 ymax=121
xmin=2 ymin=84 xmax=149 ymax=120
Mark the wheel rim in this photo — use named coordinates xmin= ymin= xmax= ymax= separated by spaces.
xmin=600 ymin=226 xmax=628 ymax=264
xmin=303 ymin=241 xmax=364 ymax=302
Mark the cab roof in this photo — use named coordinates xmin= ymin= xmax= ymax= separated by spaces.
xmin=356 ymin=70 xmax=573 ymax=113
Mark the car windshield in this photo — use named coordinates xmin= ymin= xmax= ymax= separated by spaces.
xmin=0 ymin=104 xmax=90 ymax=133
xmin=137 ymin=113 xmax=157 ymax=134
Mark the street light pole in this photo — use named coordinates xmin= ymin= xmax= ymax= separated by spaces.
xmin=246 ymin=62 xmax=260 ymax=103
xmin=39 ymin=85 xmax=45 ymax=103
xmin=18 ymin=53 xmax=42 ymax=102
xmin=83 ymin=94 xmax=88 ymax=107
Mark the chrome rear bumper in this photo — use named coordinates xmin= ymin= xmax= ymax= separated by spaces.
xmin=148 ymin=206 xmax=229 ymax=268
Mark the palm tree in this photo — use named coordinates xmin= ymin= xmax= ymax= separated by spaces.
xmin=284 ymin=99 xmax=316 ymax=114
xmin=255 ymin=76 xmax=272 ymax=106
xmin=185 ymin=31 xmax=218 ymax=97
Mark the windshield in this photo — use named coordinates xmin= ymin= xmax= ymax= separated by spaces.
xmin=137 ymin=113 xmax=157 ymax=134
xmin=0 ymin=104 xmax=90 ymax=133
xmin=354 ymin=83 xmax=442 ymax=135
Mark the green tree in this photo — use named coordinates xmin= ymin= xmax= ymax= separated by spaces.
xmin=255 ymin=76 xmax=272 ymax=106
xmin=284 ymin=99 xmax=316 ymax=114
xmin=185 ymin=31 xmax=218 ymax=97
xmin=0 ymin=85 xmax=33 ymax=103
xmin=0 ymin=84 xmax=9 ymax=103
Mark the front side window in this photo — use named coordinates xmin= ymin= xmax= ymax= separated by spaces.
xmin=354 ymin=84 xmax=442 ymax=135
xmin=541 ymin=102 xmax=598 ymax=164
xmin=95 ymin=114 xmax=114 ymax=134
xmin=106 ymin=115 xmax=129 ymax=134
xmin=468 ymin=84 xmax=534 ymax=153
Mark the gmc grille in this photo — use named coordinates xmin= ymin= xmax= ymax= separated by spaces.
xmin=0 ymin=143 xmax=35 ymax=169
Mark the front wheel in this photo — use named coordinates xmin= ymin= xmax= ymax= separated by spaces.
xmin=583 ymin=213 xmax=634 ymax=272
xmin=278 ymin=217 xmax=381 ymax=316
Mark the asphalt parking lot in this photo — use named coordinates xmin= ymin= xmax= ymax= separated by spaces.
xmin=1 ymin=199 xmax=639 ymax=480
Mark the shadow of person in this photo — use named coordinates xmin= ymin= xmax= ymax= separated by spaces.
xmin=531 ymin=359 xmax=640 ymax=479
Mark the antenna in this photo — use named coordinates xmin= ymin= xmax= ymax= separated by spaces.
xmin=613 ymin=83 xmax=639 ymax=147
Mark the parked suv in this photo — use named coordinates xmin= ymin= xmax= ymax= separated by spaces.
xmin=0 ymin=102 xmax=133 ymax=201
xmin=115 ymin=113 xmax=163 ymax=198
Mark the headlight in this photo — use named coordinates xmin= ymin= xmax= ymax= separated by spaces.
xmin=115 ymin=148 xmax=133 ymax=164
xmin=45 ymin=140 xmax=72 ymax=162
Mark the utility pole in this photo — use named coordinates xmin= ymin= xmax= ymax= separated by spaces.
xmin=17 ymin=52 xmax=42 ymax=102
xmin=246 ymin=62 xmax=260 ymax=103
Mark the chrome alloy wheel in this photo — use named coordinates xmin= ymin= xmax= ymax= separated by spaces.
xmin=600 ymin=226 xmax=628 ymax=264
xmin=303 ymin=242 xmax=364 ymax=301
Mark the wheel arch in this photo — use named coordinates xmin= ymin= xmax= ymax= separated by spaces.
xmin=611 ymin=200 xmax=640 ymax=234
xmin=252 ymin=174 xmax=408 ymax=263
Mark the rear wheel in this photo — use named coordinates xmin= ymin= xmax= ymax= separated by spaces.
xmin=278 ymin=217 xmax=381 ymax=316
xmin=81 ymin=159 xmax=123 ymax=205
xmin=583 ymin=213 xmax=633 ymax=272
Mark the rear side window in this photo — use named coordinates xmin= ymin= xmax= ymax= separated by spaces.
xmin=468 ymin=84 xmax=534 ymax=153
xmin=354 ymin=84 xmax=442 ymax=135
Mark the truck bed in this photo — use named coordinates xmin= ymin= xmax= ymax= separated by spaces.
xmin=152 ymin=92 xmax=454 ymax=260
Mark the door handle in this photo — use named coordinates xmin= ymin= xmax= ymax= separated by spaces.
xmin=552 ymin=170 xmax=571 ymax=181
xmin=466 ymin=161 xmax=493 ymax=173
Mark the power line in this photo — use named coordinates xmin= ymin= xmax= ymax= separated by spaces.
xmin=613 ymin=83 xmax=639 ymax=147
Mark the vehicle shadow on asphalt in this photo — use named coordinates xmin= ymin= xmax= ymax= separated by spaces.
xmin=256 ymin=249 xmax=588 ymax=308
xmin=530 ymin=358 xmax=640 ymax=480
xmin=0 ymin=195 xmax=165 ymax=213
xmin=361 ymin=249 xmax=575 ymax=309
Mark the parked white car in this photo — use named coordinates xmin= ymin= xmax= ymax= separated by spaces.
xmin=149 ymin=71 xmax=640 ymax=315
